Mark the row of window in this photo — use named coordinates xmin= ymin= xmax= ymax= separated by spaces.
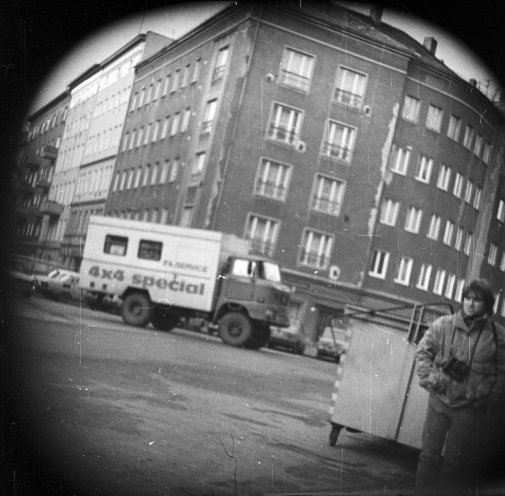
xmin=109 ymin=208 xmax=171 ymax=226
xmin=16 ymin=218 xmax=42 ymax=238
xmin=84 ymin=125 xmax=123 ymax=157
xmin=122 ymin=108 xmax=192 ymax=151
xmin=93 ymin=87 xmax=131 ymax=118
xmin=112 ymin=158 xmax=181 ymax=192
xmin=28 ymin=108 xmax=68 ymax=140
xmin=402 ymin=95 xmax=494 ymax=163
xmin=380 ymin=201 xmax=475 ymax=251
xmin=390 ymin=144 xmax=483 ymax=207
xmin=369 ymin=250 xmax=466 ymax=300
xmin=129 ymin=57 xmax=203 ymax=111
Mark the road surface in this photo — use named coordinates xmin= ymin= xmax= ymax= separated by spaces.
xmin=3 ymin=294 xmax=419 ymax=495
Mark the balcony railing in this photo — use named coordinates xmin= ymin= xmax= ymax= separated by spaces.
xmin=42 ymin=145 xmax=58 ymax=160
xmin=248 ymin=238 xmax=275 ymax=258
xmin=39 ymin=200 xmax=63 ymax=216
xmin=322 ymin=142 xmax=352 ymax=162
xmin=300 ymin=251 xmax=328 ymax=269
xmin=267 ymin=125 xmax=297 ymax=145
xmin=36 ymin=176 xmax=51 ymax=189
xmin=311 ymin=196 xmax=341 ymax=216
xmin=279 ymin=70 xmax=310 ymax=92
xmin=333 ymin=89 xmax=362 ymax=109
xmin=255 ymin=179 xmax=286 ymax=200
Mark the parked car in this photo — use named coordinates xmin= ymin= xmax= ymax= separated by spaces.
xmin=316 ymin=326 xmax=346 ymax=362
xmin=268 ymin=325 xmax=305 ymax=354
xmin=85 ymin=292 xmax=122 ymax=314
xmin=7 ymin=259 xmax=37 ymax=298
xmin=36 ymin=270 xmax=81 ymax=303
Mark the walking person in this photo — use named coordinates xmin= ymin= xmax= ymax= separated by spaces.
xmin=415 ymin=279 xmax=505 ymax=493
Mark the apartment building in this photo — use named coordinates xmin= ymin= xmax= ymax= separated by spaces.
xmin=13 ymin=91 xmax=70 ymax=258
xmin=40 ymin=32 xmax=171 ymax=268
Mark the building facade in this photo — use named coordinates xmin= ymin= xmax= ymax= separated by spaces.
xmin=41 ymin=32 xmax=171 ymax=268
xmin=18 ymin=1 xmax=505 ymax=340
xmin=13 ymin=92 xmax=70 ymax=259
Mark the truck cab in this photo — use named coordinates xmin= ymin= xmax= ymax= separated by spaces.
xmin=212 ymin=256 xmax=291 ymax=348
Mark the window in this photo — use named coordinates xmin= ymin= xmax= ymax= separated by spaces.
xmin=170 ymin=113 xmax=180 ymax=136
xmin=334 ymin=66 xmax=367 ymax=109
xmin=126 ymin=169 xmax=134 ymax=190
xmin=161 ymin=208 xmax=169 ymax=224
xmin=170 ymin=158 xmax=180 ymax=182
xmin=162 ymin=74 xmax=170 ymax=96
xmin=112 ymin=172 xmax=120 ymax=192
xmin=192 ymin=58 xmax=201 ymax=83
xmin=299 ymin=229 xmax=333 ymax=269
xmin=426 ymin=104 xmax=443 ymax=132
xmin=134 ymin=166 xmax=142 ymax=188
xmin=415 ymin=155 xmax=433 ymax=183
xmin=433 ymin=269 xmax=446 ymax=295
xmin=201 ymin=99 xmax=217 ymax=135
xmin=500 ymin=253 xmax=505 ymax=272
xmin=369 ymin=250 xmax=390 ymax=279
xmin=104 ymin=235 xmax=128 ymax=256
xmin=192 ymin=152 xmax=206 ymax=176
xmin=447 ymin=114 xmax=461 ymax=141
xmin=181 ymin=64 xmax=190 ymax=88
xmin=473 ymin=187 xmax=482 ymax=210
xmin=160 ymin=160 xmax=170 ymax=183
xmin=405 ymin=206 xmax=423 ymax=233
xmin=322 ymin=120 xmax=357 ymax=163
xmin=453 ymin=172 xmax=464 ymax=198
xmin=138 ymin=87 xmax=146 ymax=107
xmin=129 ymin=92 xmax=138 ymax=112
xmin=279 ymin=47 xmax=314 ymax=92
xmin=497 ymin=199 xmax=505 ymax=222
xmin=146 ymin=84 xmax=153 ymax=104
xmin=142 ymin=165 xmax=151 ymax=187
xmin=427 ymin=214 xmax=441 ymax=240
xmin=464 ymin=180 xmax=474 ymax=204
xmin=455 ymin=227 xmax=464 ymax=251
xmin=489 ymin=243 xmax=498 ymax=266
xmin=152 ymin=121 xmax=160 ymax=142
xmin=456 ymin=279 xmax=465 ymax=302
xmin=212 ymin=46 xmax=229 ymax=82
xmin=437 ymin=165 xmax=451 ymax=191
xmin=121 ymin=132 xmax=129 ymax=152
xmin=380 ymin=199 xmax=400 ymax=226
xmin=181 ymin=108 xmax=191 ymax=132
xmin=151 ymin=163 xmax=159 ymax=185
xmin=267 ymin=103 xmax=302 ymax=145
xmin=390 ymin=145 xmax=411 ymax=175
xmin=311 ymin=174 xmax=345 ymax=216
xmin=464 ymin=232 xmax=473 ymax=255
xmin=474 ymin=134 xmax=483 ymax=157
xmin=402 ymin=95 xmax=420 ymax=123
xmin=144 ymin=124 xmax=151 ymax=145
xmin=394 ymin=256 xmax=413 ymax=285
xmin=443 ymin=220 xmax=454 ymax=246
xmin=417 ymin=263 xmax=432 ymax=291
xmin=483 ymin=142 xmax=493 ymax=164
xmin=463 ymin=124 xmax=474 ymax=149
xmin=255 ymin=158 xmax=290 ymax=201
xmin=445 ymin=274 xmax=456 ymax=299
xmin=245 ymin=214 xmax=279 ymax=258
xmin=136 ymin=127 xmax=144 ymax=147
xmin=138 ymin=240 xmax=162 ymax=261
xmin=153 ymin=79 xmax=161 ymax=100
xmin=161 ymin=116 xmax=170 ymax=139
xmin=129 ymin=130 xmax=136 ymax=150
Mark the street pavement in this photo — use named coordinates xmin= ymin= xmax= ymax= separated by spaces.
xmin=3 ymin=293 xmax=423 ymax=496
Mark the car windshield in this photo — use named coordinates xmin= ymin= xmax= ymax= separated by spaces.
xmin=261 ymin=262 xmax=282 ymax=283
xmin=48 ymin=269 xmax=61 ymax=278
xmin=320 ymin=327 xmax=336 ymax=341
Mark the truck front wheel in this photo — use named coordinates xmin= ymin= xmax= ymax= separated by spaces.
xmin=246 ymin=324 xmax=271 ymax=350
xmin=151 ymin=308 xmax=179 ymax=331
xmin=122 ymin=292 xmax=152 ymax=327
xmin=218 ymin=312 xmax=253 ymax=347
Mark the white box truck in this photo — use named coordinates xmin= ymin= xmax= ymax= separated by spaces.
xmin=80 ymin=215 xmax=291 ymax=349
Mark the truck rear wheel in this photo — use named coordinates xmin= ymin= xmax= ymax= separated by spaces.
xmin=246 ymin=324 xmax=271 ymax=350
xmin=151 ymin=308 xmax=179 ymax=331
xmin=122 ymin=292 xmax=152 ymax=327
xmin=218 ymin=312 xmax=253 ymax=347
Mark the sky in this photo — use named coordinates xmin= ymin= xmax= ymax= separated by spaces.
xmin=29 ymin=1 xmax=501 ymax=112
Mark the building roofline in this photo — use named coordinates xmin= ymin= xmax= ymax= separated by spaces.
xmin=27 ymin=89 xmax=70 ymax=122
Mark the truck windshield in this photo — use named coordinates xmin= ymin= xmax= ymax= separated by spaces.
xmin=260 ymin=262 xmax=282 ymax=283
xmin=231 ymin=259 xmax=282 ymax=283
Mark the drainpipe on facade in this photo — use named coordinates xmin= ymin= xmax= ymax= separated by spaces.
xmin=210 ymin=4 xmax=263 ymax=230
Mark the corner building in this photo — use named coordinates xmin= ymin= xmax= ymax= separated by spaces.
xmin=105 ymin=1 xmax=505 ymax=342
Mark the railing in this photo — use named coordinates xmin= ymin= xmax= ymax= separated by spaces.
xmin=300 ymin=251 xmax=328 ymax=268
xmin=267 ymin=125 xmax=297 ymax=145
xmin=333 ymin=89 xmax=362 ymax=109
xmin=279 ymin=70 xmax=310 ymax=92
xmin=42 ymin=145 xmax=58 ymax=160
xmin=322 ymin=142 xmax=352 ymax=162
xmin=39 ymin=200 xmax=63 ymax=216
xmin=248 ymin=238 xmax=275 ymax=258
xmin=255 ymin=179 xmax=286 ymax=200
xmin=311 ymin=197 xmax=340 ymax=215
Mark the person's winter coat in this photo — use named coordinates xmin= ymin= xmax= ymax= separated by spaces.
xmin=415 ymin=311 xmax=505 ymax=408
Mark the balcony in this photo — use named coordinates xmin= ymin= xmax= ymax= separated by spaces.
xmin=42 ymin=145 xmax=58 ymax=160
xmin=39 ymin=200 xmax=63 ymax=216
xmin=16 ymin=204 xmax=42 ymax=218
xmin=35 ymin=176 xmax=51 ymax=190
